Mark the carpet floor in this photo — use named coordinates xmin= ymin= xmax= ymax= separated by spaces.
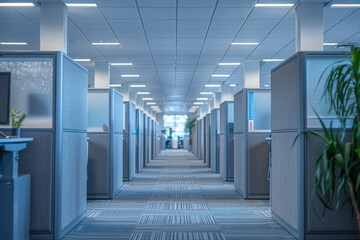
xmin=64 ymin=150 xmax=295 ymax=240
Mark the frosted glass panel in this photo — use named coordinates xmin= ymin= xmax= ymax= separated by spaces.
xmin=306 ymin=55 xmax=349 ymax=128
xmin=227 ymin=103 xmax=234 ymax=123
xmin=249 ymin=91 xmax=271 ymax=131
xmin=88 ymin=92 xmax=109 ymax=132
xmin=0 ymin=58 xmax=53 ymax=128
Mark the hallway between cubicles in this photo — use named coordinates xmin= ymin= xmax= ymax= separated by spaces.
xmin=64 ymin=150 xmax=294 ymax=240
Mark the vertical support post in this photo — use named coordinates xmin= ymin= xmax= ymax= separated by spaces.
xmin=94 ymin=62 xmax=110 ymax=88
xmin=243 ymin=61 xmax=260 ymax=88
xmin=40 ymin=2 xmax=68 ymax=53
xmin=296 ymin=2 xmax=324 ymax=52
xmin=214 ymin=92 xmax=221 ymax=109
xmin=221 ymin=85 xmax=233 ymax=103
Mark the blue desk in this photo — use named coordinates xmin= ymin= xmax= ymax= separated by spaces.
xmin=0 ymin=137 xmax=33 ymax=240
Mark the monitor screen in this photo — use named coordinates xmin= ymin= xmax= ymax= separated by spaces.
xmin=0 ymin=72 xmax=11 ymax=125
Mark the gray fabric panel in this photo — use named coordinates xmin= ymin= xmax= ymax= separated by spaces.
xmin=227 ymin=130 xmax=234 ymax=180
xmin=234 ymin=91 xmax=244 ymax=133
xmin=18 ymin=130 xmax=53 ymax=232
xmin=62 ymin=57 xmax=88 ymax=131
xmin=113 ymin=91 xmax=124 ymax=134
xmin=248 ymin=133 xmax=270 ymax=197
xmin=61 ymin=132 xmax=88 ymax=229
xmin=234 ymin=134 xmax=243 ymax=193
xmin=220 ymin=103 xmax=225 ymax=134
xmin=271 ymin=133 xmax=298 ymax=231
xmin=306 ymin=133 xmax=357 ymax=232
xmin=271 ymin=57 xmax=299 ymax=131
xmin=113 ymin=133 xmax=123 ymax=194
xmin=87 ymin=133 xmax=110 ymax=196
xmin=220 ymin=134 xmax=226 ymax=179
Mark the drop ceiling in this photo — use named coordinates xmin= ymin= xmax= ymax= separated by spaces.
xmin=0 ymin=0 xmax=359 ymax=113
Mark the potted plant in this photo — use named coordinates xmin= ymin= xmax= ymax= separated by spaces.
xmin=10 ymin=109 xmax=27 ymax=137
xmin=309 ymin=46 xmax=360 ymax=235
xmin=185 ymin=117 xmax=197 ymax=145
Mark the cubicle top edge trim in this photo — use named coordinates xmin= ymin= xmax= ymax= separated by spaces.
xmin=271 ymin=51 xmax=350 ymax=73
xmin=88 ymin=88 xmax=111 ymax=93
xmin=234 ymin=88 xmax=271 ymax=97
xmin=63 ymin=54 xmax=88 ymax=73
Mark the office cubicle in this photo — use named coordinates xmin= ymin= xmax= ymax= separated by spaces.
xmin=234 ymin=89 xmax=270 ymax=199
xmin=135 ymin=109 xmax=144 ymax=172
xmin=271 ymin=52 xmax=357 ymax=239
xmin=211 ymin=109 xmax=220 ymax=173
xmin=147 ymin=117 xmax=152 ymax=162
xmin=143 ymin=113 xmax=149 ymax=166
xmin=197 ymin=119 xmax=204 ymax=160
xmin=152 ymin=120 xmax=156 ymax=159
xmin=192 ymin=121 xmax=198 ymax=156
xmin=87 ymin=88 xmax=123 ymax=199
xmin=220 ymin=101 xmax=234 ymax=181
xmin=204 ymin=113 xmax=211 ymax=166
xmin=0 ymin=52 xmax=88 ymax=239
xmin=123 ymin=101 xmax=136 ymax=181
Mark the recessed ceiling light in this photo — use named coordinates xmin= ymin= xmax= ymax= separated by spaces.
xmin=231 ymin=42 xmax=259 ymax=45
xmin=130 ymin=84 xmax=146 ymax=87
xmin=229 ymin=84 xmax=237 ymax=87
xmin=194 ymin=102 xmax=204 ymax=105
xmin=255 ymin=4 xmax=294 ymax=7
xmin=147 ymin=102 xmax=156 ymax=105
xmin=331 ymin=4 xmax=360 ymax=8
xmin=92 ymin=42 xmax=120 ymax=46
xmin=137 ymin=92 xmax=150 ymax=95
xmin=197 ymin=97 xmax=208 ymax=100
xmin=189 ymin=110 xmax=196 ymax=113
xmin=150 ymin=106 xmax=160 ymax=109
xmin=205 ymin=84 xmax=221 ymax=87
xmin=264 ymin=84 xmax=270 ymax=87
xmin=191 ymin=106 xmax=200 ymax=109
xmin=212 ymin=74 xmax=230 ymax=77
xmin=263 ymin=59 xmax=285 ymax=62
xmin=0 ymin=3 xmax=34 ymax=7
xmin=110 ymin=63 xmax=133 ymax=66
xmin=121 ymin=74 xmax=139 ymax=77
xmin=323 ymin=43 xmax=338 ymax=46
xmin=66 ymin=3 xmax=97 ymax=7
xmin=218 ymin=63 xmax=241 ymax=66
xmin=0 ymin=42 xmax=27 ymax=45
xmin=109 ymin=84 xmax=122 ymax=87
xmin=200 ymin=92 xmax=213 ymax=95
xmin=142 ymin=98 xmax=153 ymax=100
xmin=74 ymin=58 xmax=91 ymax=62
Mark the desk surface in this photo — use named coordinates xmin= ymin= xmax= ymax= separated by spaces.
xmin=0 ymin=138 xmax=34 ymax=145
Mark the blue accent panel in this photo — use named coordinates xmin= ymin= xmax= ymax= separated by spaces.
xmin=249 ymin=92 xmax=254 ymax=121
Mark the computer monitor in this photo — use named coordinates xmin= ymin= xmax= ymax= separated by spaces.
xmin=0 ymin=72 xmax=11 ymax=125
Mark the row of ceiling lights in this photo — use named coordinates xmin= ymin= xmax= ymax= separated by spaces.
xmin=1 ymin=1 xmax=358 ymax=115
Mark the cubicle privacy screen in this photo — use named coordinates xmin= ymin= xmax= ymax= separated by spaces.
xmin=204 ymin=114 xmax=211 ymax=166
xmin=271 ymin=52 xmax=357 ymax=240
xmin=0 ymin=52 xmax=88 ymax=239
xmin=123 ymin=102 xmax=136 ymax=181
xmin=146 ymin=116 xmax=152 ymax=163
xmin=143 ymin=113 xmax=149 ymax=166
xmin=152 ymin=120 xmax=156 ymax=160
xmin=87 ymin=89 xmax=123 ymax=199
xmin=210 ymin=109 xmax=220 ymax=173
xmin=220 ymin=101 xmax=234 ymax=181
xmin=234 ymin=88 xmax=270 ymax=199
xmin=192 ymin=121 xmax=198 ymax=156
xmin=135 ymin=109 xmax=144 ymax=172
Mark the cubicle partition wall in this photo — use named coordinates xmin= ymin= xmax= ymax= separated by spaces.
xmin=0 ymin=52 xmax=88 ymax=239
xmin=135 ymin=109 xmax=144 ymax=172
xmin=147 ymin=117 xmax=152 ymax=162
xmin=234 ymin=89 xmax=270 ymax=199
xmin=220 ymin=101 xmax=234 ymax=181
xmin=198 ymin=119 xmax=204 ymax=160
xmin=202 ymin=116 xmax=207 ymax=163
xmin=271 ymin=52 xmax=357 ymax=239
xmin=192 ymin=122 xmax=198 ymax=156
xmin=204 ymin=114 xmax=211 ymax=166
xmin=143 ymin=113 xmax=148 ymax=166
xmin=210 ymin=109 xmax=220 ymax=173
xmin=123 ymin=102 xmax=136 ymax=181
xmin=152 ymin=120 xmax=156 ymax=159
xmin=87 ymin=89 xmax=123 ymax=199
xmin=156 ymin=122 xmax=161 ymax=155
